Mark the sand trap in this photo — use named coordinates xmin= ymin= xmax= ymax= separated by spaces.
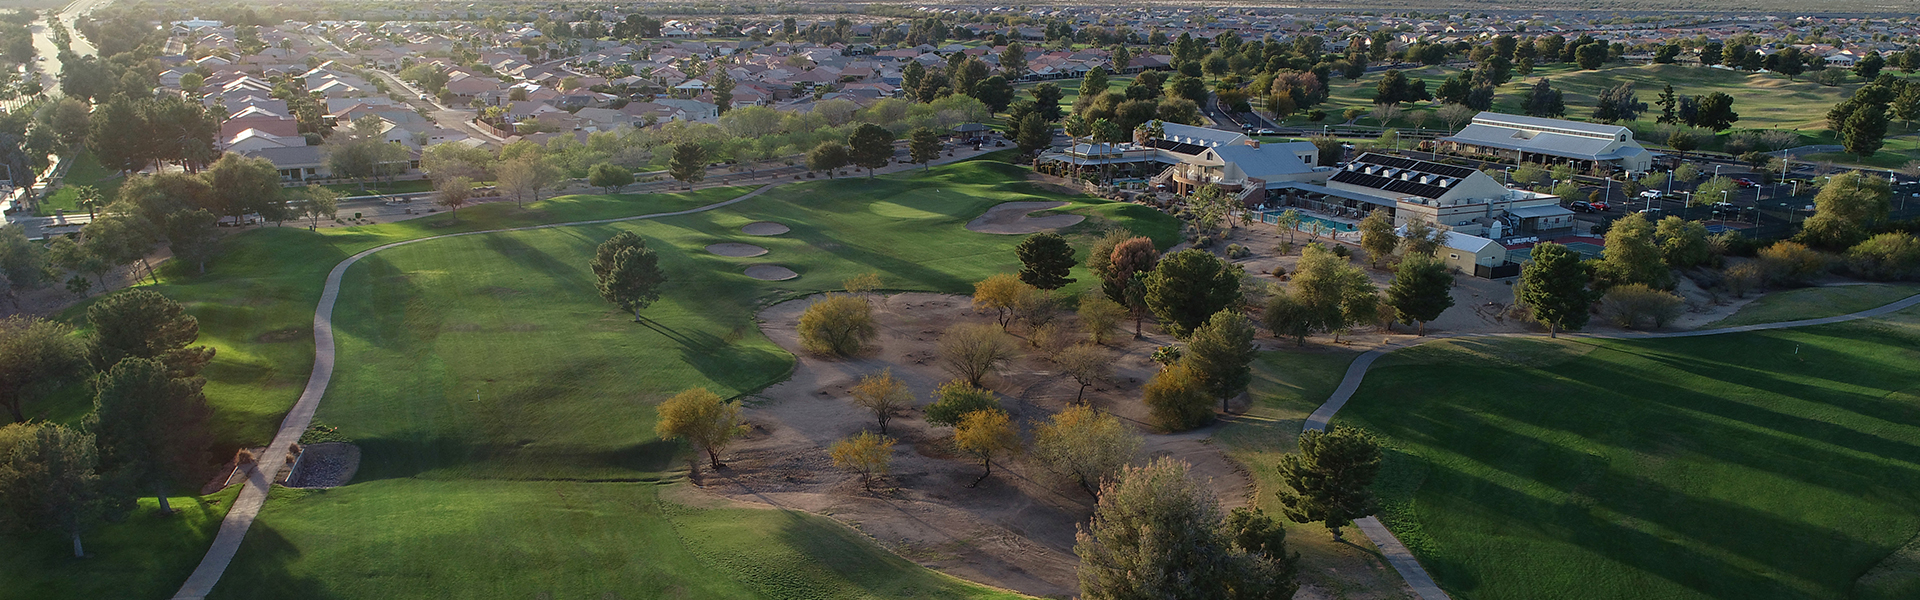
xmin=706 ymin=242 xmax=769 ymax=257
xmin=742 ymin=221 xmax=791 ymax=236
xmin=745 ymin=264 xmax=798 ymax=281
xmin=965 ymin=201 xmax=1086 ymax=234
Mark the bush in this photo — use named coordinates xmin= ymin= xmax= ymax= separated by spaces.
xmin=1723 ymin=262 xmax=1764 ymax=297
xmin=1756 ymin=241 xmax=1830 ymax=286
xmin=1193 ymin=235 xmax=1215 ymax=248
xmin=1330 ymin=245 xmax=1350 ymax=258
xmin=797 ymin=293 xmax=876 ymax=356
xmin=1599 ymin=284 xmax=1684 ymax=329
xmin=1270 ymin=265 xmax=1288 ymax=278
xmin=1225 ymin=243 xmax=1251 ymax=259
xmin=1845 ymin=232 xmax=1920 ymax=281
xmin=1143 ymin=363 xmax=1214 ymax=431
xmin=924 ymin=380 xmax=1002 ymax=427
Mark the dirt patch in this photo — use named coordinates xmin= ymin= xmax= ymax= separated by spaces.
xmin=706 ymin=242 xmax=769 ymax=257
xmin=742 ymin=221 xmax=791 ymax=236
xmin=288 ymin=442 xmax=360 ymax=488
xmin=966 ymin=201 xmax=1087 ymax=235
xmin=695 ymin=293 xmax=1252 ymax=598
xmin=744 ymin=264 xmax=798 ymax=281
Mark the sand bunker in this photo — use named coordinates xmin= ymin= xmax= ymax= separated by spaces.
xmin=706 ymin=242 xmax=769 ymax=257
xmin=744 ymin=264 xmax=798 ymax=281
xmin=965 ymin=201 xmax=1086 ymax=234
xmin=742 ymin=221 xmax=791 ymax=236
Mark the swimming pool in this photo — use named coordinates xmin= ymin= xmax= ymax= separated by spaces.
xmin=1260 ymin=211 xmax=1358 ymax=232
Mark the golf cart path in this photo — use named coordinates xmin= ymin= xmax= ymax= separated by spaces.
xmin=168 ymin=184 xmax=778 ymax=600
xmin=169 ymin=143 xmax=1024 ymax=598
xmin=1305 ymin=290 xmax=1920 ymax=600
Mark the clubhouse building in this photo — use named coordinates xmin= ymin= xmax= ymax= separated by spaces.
xmin=1436 ymin=112 xmax=1654 ymax=174
xmin=1037 ymin=121 xmax=1335 ymax=203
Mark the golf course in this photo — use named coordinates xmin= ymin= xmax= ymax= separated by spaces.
xmin=2 ymin=158 xmax=1178 ymax=599
xmin=1327 ymin=291 xmax=1920 ymax=599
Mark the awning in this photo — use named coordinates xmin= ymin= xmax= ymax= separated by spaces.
xmin=1508 ymin=204 xmax=1574 ymax=219
xmin=1270 ymin=182 xmax=1398 ymax=207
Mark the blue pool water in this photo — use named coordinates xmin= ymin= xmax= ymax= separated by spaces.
xmin=1260 ymin=211 xmax=1358 ymax=232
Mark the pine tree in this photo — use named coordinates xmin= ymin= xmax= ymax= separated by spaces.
xmin=1516 ymin=242 xmax=1594 ymax=337
xmin=591 ymin=233 xmax=666 ymax=321
xmin=87 ymin=358 xmax=212 ymax=514
xmin=1015 ymin=233 xmax=1077 ymax=290
xmin=1385 ymin=254 xmax=1455 ymax=335
xmin=1183 ymin=310 xmax=1256 ymax=413
xmin=908 ymin=127 xmax=940 ymax=170
xmin=1276 ymin=425 xmax=1382 ymax=540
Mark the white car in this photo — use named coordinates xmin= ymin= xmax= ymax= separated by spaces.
xmin=1637 ymin=190 xmax=1661 ymax=200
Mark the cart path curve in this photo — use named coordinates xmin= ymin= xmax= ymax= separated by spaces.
xmin=169 ymin=184 xmax=776 ymax=600
xmin=1304 ymin=290 xmax=1920 ymax=600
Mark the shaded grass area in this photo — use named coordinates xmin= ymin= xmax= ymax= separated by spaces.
xmin=38 ymin=151 xmax=121 ymax=217
xmin=1217 ymin=348 xmax=1424 ymax=597
xmin=0 ymin=487 xmax=240 ymax=599
xmin=1342 ymin=308 xmax=1920 ymax=600
xmin=187 ymin=159 xmax=1171 ymax=596
xmin=316 ymin=179 xmax=436 ymax=196
xmin=211 ymin=481 xmax=1014 ymax=600
xmin=1710 ymin=284 xmax=1920 ymax=328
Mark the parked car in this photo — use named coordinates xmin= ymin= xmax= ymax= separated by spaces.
xmin=1637 ymin=190 xmax=1662 ymax=200
xmin=1568 ymin=201 xmax=1594 ymax=213
xmin=1257 ymin=128 xmax=1278 ymax=135
xmin=1590 ymin=201 xmax=1611 ymax=212
xmin=1638 ymin=207 xmax=1663 ymax=215
xmin=1735 ymin=178 xmax=1759 ymax=187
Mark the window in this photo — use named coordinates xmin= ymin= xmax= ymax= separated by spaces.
xmin=1450 ymin=253 xmax=1459 ymax=260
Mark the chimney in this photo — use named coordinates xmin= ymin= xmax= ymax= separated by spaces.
xmin=1245 ymin=138 xmax=1260 ymax=149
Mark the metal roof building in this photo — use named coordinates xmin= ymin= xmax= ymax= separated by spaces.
xmin=1438 ymin=112 xmax=1653 ymax=173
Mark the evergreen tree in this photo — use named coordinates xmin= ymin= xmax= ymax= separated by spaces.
xmin=1385 ymin=254 xmax=1455 ymax=335
xmin=1277 ymin=425 xmax=1382 ymax=540
xmin=1595 ymin=212 xmax=1672 ymax=290
xmin=1015 ymin=232 xmax=1077 ymax=290
xmin=0 ymin=422 xmax=118 ymax=558
xmin=1184 ymin=310 xmax=1256 ymax=413
xmin=87 ymin=358 xmax=212 ymax=515
xmin=1144 ymin=250 xmax=1242 ymax=337
xmin=847 ymin=123 xmax=896 ymax=178
xmin=591 ymin=233 xmax=666 ymax=321
xmin=1516 ymin=242 xmax=1594 ymax=337
xmin=1077 ymin=457 xmax=1299 ymax=600
xmin=908 ymin=127 xmax=941 ymax=170
xmin=1522 ymin=78 xmax=1566 ymax=118
xmin=667 ymin=143 xmax=707 ymax=187
xmin=86 ymin=289 xmax=212 ymax=377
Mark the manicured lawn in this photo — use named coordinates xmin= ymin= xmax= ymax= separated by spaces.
xmin=1710 ymin=284 xmax=1920 ymax=328
xmin=1341 ymin=307 xmax=1920 ymax=599
xmin=1215 ymin=348 xmax=1427 ymax=597
xmin=107 ymin=158 xmax=1172 ymax=598
xmin=38 ymin=151 xmax=122 ymax=217
xmin=0 ymin=487 xmax=240 ymax=600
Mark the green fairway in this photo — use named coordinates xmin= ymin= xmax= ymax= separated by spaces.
xmin=1342 ymin=307 xmax=1920 ymax=600
xmin=148 ymin=158 xmax=1172 ymax=598
xmin=1220 ymin=348 xmax=1435 ymax=596
xmin=1711 ymin=284 xmax=1920 ymax=328
xmin=39 ymin=151 xmax=122 ymax=217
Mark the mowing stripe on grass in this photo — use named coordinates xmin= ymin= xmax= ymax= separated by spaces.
xmin=1300 ymin=288 xmax=1920 ymax=599
xmin=169 ymin=185 xmax=777 ymax=600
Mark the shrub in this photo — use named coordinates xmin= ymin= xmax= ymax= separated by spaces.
xmin=1599 ymin=284 xmax=1684 ymax=329
xmin=1845 ymin=232 xmax=1920 ymax=281
xmin=830 ymin=431 xmax=895 ymax=491
xmin=1225 ymin=243 xmax=1251 ymax=259
xmin=797 ymin=293 xmax=875 ymax=356
xmin=1270 ymin=265 xmax=1288 ymax=278
xmin=1723 ymin=262 xmax=1764 ymax=297
xmin=1330 ymin=245 xmax=1350 ymax=258
xmin=925 ymin=380 xmax=1002 ymax=427
xmin=1756 ymin=241 xmax=1830 ymax=286
xmin=1193 ymin=235 xmax=1215 ymax=248
xmin=1143 ymin=363 xmax=1214 ymax=431
xmin=939 ymin=322 xmax=1018 ymax=386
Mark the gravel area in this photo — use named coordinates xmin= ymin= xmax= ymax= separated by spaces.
xmin=706 ymin=242 xmax=769 ymax=257
xmin=744 ymin=264 xmax=799 ymax=281
xmin=288 ymin=442 xmax=361 ymax=488
xmin=742 ymin=221 xmax=791 ymax=236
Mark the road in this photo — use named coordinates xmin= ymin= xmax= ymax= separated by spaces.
xmin=26 ymin=0 xmax=106 ymax=90
xmin=359 ymin=66 xmax=505 ymax=146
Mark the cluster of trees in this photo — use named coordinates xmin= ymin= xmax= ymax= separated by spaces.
xmin=1825 ymin=75 xmax=1920 ymax=159
xmin=0 ymin=289 xmax=217 ymax=556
